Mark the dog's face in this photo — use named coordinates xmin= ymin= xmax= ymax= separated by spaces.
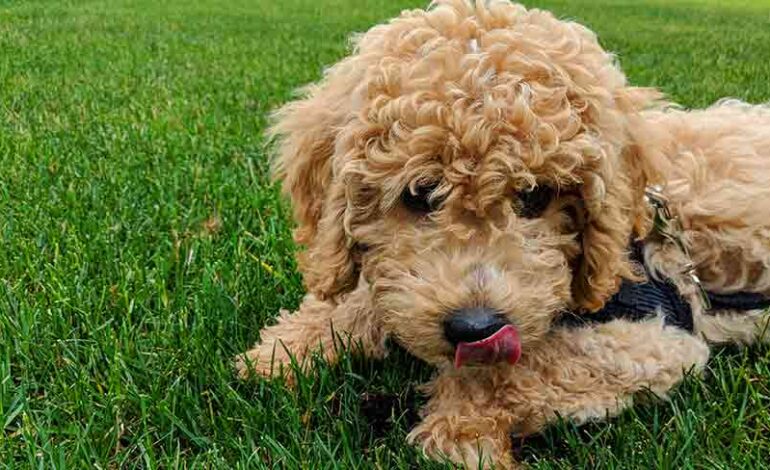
xmin=271 ymin=1 xmax=660 ymax=368
xmin=370 ymin=184 xmax=578 ymax=366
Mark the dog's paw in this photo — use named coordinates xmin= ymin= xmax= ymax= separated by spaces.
xmin=234 ymin=309 xmax=314 ymax=383
xmin=234 ymin=342 xmax=297 ymax=383
xmin=407 ymin=417 xmax=518 ymax=469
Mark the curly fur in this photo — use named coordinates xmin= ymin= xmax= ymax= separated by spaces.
xmin=238 ymin=1 xmax=770 ymax=467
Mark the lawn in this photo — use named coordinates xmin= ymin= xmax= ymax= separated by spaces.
xmin=1 ymin=0 xmax=770 ymax=467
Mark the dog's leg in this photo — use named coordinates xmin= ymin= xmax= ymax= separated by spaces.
xmin=408 ymin=319 xmax=710 ymax=469
xmin=696 ymin=309 xmax=770 ymax=345
xmin=235 ymin=282 xmax=384 ymax=381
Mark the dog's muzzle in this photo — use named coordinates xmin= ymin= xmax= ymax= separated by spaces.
xmin=444 ymin=307 xmax=522 ymax=368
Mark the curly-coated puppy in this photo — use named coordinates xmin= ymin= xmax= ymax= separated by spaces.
xmin=237 ymin=1 xmax=770 ymax=467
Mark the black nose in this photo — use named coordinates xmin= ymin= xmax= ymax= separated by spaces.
xmin=443 ymin=307 xmax=509 ymax=345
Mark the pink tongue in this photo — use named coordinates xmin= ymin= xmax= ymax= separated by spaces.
xmin=454 ymin=324 xmax=521 ymax=368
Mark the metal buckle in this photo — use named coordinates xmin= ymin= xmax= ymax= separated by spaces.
xmin=644 ymin=186 xmax=712 ymax=310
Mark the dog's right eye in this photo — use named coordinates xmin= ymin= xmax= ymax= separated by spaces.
xmin=516 ymin=184 xmax=555 ymax=218
xmin=401 ymin=183 xmax=439 ymax=214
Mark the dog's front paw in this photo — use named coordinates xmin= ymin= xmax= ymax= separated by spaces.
xmin=235 ymin=310 xmax=309 ymax=383
xmin=235 ymin=307 xmax=321 ymax=383
xmin=234 ymin=340 xmax=296 ymax=381
xmin=407 ymin=416 xmax=517 ymax=469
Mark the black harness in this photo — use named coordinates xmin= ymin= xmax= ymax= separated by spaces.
xmin=558 ymin=244 xmax=770 ymax=333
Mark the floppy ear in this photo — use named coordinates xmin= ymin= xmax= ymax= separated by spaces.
xmin=572 ymin=87 xmax=667 ymax=311
xmin=572 ymin=161 xmax=644 ymax=311
xmin=269 ymin=57 xmax=368 ymax=301
xmin=298 ymin=176 xmax=363 ymax=301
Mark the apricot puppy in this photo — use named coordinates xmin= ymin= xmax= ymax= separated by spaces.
xmin=237 ymin=1 xmax=770 ymax=467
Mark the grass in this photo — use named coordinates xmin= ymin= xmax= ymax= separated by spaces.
xmin=1 ymin=0 xmax=769 ymax=467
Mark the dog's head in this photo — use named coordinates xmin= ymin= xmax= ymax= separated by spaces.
xmin=270 ymin=0 xmax=664 ymax=367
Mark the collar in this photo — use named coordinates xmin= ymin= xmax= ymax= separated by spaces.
xmin=644 ymin=185 xmax=770 ymax=314
xmin=558 ymin=187 xmax=770 ymax=332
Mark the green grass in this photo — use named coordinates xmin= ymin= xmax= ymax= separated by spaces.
xmin=1 ymin=0 xmax=769 ymax=467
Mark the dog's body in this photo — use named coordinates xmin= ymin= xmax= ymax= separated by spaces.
xmin=237 ymin=2 xmax=770 ymax=467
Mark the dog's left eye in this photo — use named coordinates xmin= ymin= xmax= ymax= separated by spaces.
xmin=401 ymin=183 xmax=439 ymax=214
xmin=516 ymin=185 xmax=554 ymax=218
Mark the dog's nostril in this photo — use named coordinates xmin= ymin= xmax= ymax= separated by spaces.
xmin=443 ymin=307 xmax=510 ymax=345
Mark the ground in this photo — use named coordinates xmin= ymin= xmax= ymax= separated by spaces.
xmin=1 ymin=0 xmax=769 ymax=468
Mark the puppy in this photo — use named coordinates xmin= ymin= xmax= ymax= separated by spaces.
xmin=237 ymin=1 xmax=770 ymax=467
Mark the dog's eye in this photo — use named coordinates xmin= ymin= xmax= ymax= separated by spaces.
xmin=401 ymin=183 xmax=439 ymax=214
xmin=516 ymin=185 xmax=554 ymax=218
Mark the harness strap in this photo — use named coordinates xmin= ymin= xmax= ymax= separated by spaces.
xmin=557 ymin=243 xmax=770 ymax=333
xmin=706 ymin=291 xmax=770 ymax=312
xmin=558 ymin=277 xmax=694 ymax=332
